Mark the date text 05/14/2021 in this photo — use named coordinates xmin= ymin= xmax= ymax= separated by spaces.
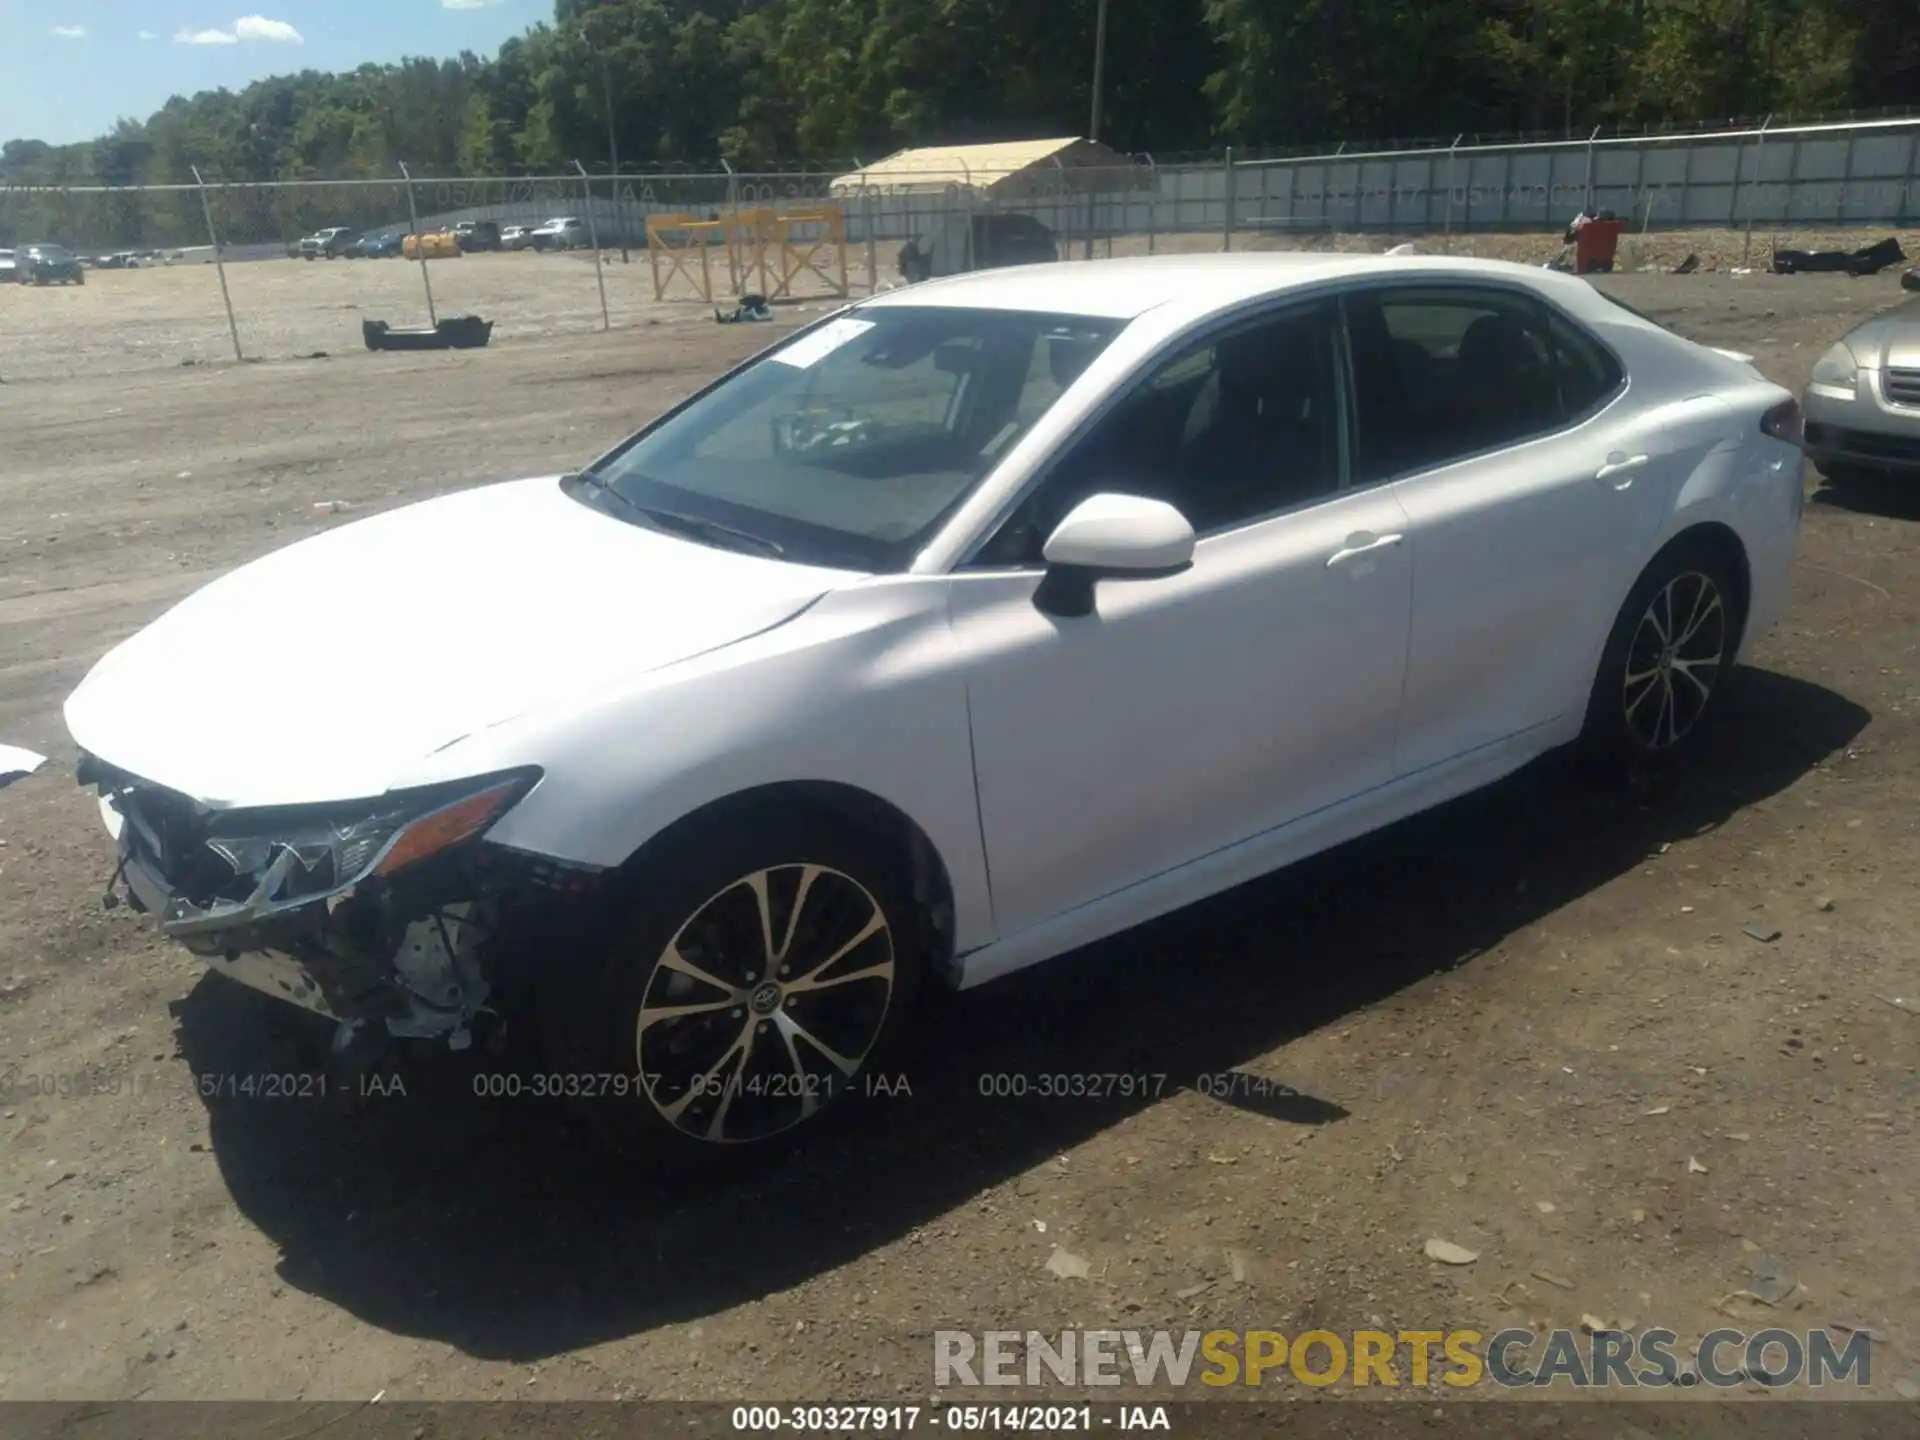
xmin=730 ymin=1405 xmax=1171 ymax=1431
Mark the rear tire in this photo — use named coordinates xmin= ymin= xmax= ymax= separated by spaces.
xmin=539 ymin=810 xmax=921 ymax=1171
xmin=1579 ymin=536 xmax=1743 ymax=776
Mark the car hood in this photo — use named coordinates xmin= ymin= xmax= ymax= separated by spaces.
xmin=1842 ymin=297 xmax=1920 ymax=369
xmin=65 ymin=476 xmax=859 ymax=809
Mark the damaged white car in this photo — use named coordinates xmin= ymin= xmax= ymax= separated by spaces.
xmin=68 ymin=253 xmax=1804 ymax=1163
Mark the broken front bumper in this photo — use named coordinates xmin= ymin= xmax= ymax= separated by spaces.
xmin=87 ymin=763 xmax=594 ymax=1041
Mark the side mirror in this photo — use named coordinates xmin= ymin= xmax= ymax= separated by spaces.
xmin=1033 ymin=493 xmax=1195 ymax=617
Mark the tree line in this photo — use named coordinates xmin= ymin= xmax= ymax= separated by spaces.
xmin=1 ymin=0 xmax=1914 ymax=246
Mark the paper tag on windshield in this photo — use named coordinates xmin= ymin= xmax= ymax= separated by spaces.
xmin=770 ymin=316 xmax=875 ymax=369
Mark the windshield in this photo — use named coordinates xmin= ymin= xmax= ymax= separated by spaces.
xmin=584 ymin=305 xmax=1123 ymax=571
xmin=33 ymin=245 xmax=72 ymax=260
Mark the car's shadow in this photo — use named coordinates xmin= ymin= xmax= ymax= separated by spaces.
xmin=173 ymin=668 xmax=1866 ymax=1362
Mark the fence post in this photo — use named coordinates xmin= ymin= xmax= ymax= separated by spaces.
xmin=963 ymin=159 xmax=979 ymax=272
xmin=189 ymin=165 xmax=244 ymax=363
xmin=1336 ymin=140 xmax=1351 ymax=240
xmin=1742 ymin=114 xmax=1773 ymax=268
xmin=1144 ymin=153 xmax=1159 ymax=256
xmin=720 ymin=158 xmax=741 ymax=295
xmin=1837 ymin=125 xmax=1857 ymax=224
xmin=1582 ymin=124 xmax=1602 ymax=212
xmin=574 ymin=160 xmax=612 ymax=331
xmin=1443 ymin=135 xmax=1461 ymax=242
xmin=397 ymin=161 xmax=438 ymax=328
xmin=1901 ymin=126 xmax=1919 ymax=227
xmin=1223 ymin=146 xmax=1236 ymax=252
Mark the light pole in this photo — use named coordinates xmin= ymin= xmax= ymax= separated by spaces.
xmin=1089 ymin=0 xmax=1110 ymax=142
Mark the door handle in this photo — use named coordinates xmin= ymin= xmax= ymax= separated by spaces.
xmin=1595 ymin=453 xmax=1649 ymax=487
xmin=1326 ymin=532 xmax=1404 ymax=569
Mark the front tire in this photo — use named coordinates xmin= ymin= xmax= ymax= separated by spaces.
xmin=542 ymin=810 xmax=921 ymax=1168
xmin=1580 ymin=537 xmax=1742 ymax=773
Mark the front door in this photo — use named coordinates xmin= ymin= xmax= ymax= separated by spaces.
xmin=948 ymin=298 xmax=1416 ymax=939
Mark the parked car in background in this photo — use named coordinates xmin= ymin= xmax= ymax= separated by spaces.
xmin=1803 ymin=295 xmax=1920 ymax=487
xmin=0 ymin=248 xmax=15 ymax=280
xmin=357 ymin=231 xmax=405 ymax=259
xmin=501 ymin=224 xmax=534 ymax=252
xmin=62 ymin=253 xmax=1805 ymax=1166
xmin=529 ymin=216 xmax=591 ymax=251
xmin=299 ymin=227 xmax=357 ymax=260
xmin=18 ymin=244 xmax=84 ymax=285
xmin=455 ymin=220 xmax=504 ymax=253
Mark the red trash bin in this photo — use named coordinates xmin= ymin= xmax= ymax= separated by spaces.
xmin=1575 ymin=217 xmax=1623 ymax=274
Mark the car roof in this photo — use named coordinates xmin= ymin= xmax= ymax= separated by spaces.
xmin=859 ymin=251 xmax=1598 ymax=321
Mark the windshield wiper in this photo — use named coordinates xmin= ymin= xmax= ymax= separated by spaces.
xmin=564 ymin=471 xmax=785 ymax=558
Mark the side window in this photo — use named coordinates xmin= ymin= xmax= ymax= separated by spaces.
xmin=970 ymin=302 xmax=1344 ymax=567
xmin=1547 ymin=311 xmax=1624 ymax=418
xmin=1347 ymin=289 xmax=1561 ymax=481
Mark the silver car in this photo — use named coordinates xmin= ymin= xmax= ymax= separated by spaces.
xmin=1803 ymin=296 xmax=1920 ymax=482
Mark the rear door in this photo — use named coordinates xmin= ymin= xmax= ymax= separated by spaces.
xmin=1345 ymin=284 xmax=1726 ymax=776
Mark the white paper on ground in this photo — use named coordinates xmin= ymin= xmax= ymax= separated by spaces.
xmin=0 ymin=744 xmax=48 ymax=789
xmin=769 ymin=317 xmax=875 ymax=369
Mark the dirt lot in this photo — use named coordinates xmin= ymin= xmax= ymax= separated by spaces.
xmin=1 ymin=257 xmax=1918 ymax=1410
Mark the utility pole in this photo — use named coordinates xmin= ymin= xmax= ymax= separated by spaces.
xmin=1089 ymin=0 xmax=1110 ymax=142
xmin=598 ymin=49 xmax=630 ymax=262
xmin=576 ymin=18 xmax=631 ymax=264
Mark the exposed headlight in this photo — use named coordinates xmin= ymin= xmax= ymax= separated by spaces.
xmin=1810 ymin=343 xmax=1858 ymax=390
xmin=203 ymin=771 xmax=538 ymax=905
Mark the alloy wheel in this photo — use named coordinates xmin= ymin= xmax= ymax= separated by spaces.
xmin=636 ymin=863 xmax=895 ymax=1144
xmin=1623 ymin=569 xmax=1726 ymax=750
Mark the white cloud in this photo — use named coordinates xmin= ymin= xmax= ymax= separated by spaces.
xmin=175 ymin=15 xmax=304 ymax=45
xmin=235 ymin=15 xmax=303 ymax=41
xmin=139 ymin=30 xmax=158 ymax=40
xmin=442 ymin=0 xmax=503 ymax=9
xmin=51 ymin=24 xmax=89 ymax=39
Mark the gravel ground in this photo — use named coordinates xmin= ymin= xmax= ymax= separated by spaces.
xmin=0 ymin=260 xmax=1917 ymax=1410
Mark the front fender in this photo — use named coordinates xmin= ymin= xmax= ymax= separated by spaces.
xmin=393 ymin=578 xmax=997 ymax=954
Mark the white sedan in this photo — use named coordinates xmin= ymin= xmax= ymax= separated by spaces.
xmin=65 ymin=253 xmax=1805 ymax=1162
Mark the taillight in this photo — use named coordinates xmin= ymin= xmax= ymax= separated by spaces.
xmin=1762 ymin=397 xmax=1804 ymax=448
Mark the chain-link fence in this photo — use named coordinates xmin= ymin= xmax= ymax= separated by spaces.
xmin=5 ymin=115 xmax=1918 ymax=378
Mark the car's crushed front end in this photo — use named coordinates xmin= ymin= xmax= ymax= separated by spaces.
xmin=78 ymin=756 xmax=600 ymax=1045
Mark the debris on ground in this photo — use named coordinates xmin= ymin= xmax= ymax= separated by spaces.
xmin=1747 ymin=1257 xmax=1799 ymax=1305
xmin=1673 ymin=253 xmax=1699 ymax=275
xmin=1532 ymin=1270 xmax=1577 ymax=1290
xmin=1743 ymin=921 xmax=1783 ymax=943
xmin=312 ymin=501 xmax=352 ymax=516
xmin=1043 ymin=1248 xmax=1090 ymax=1280
xmin=362 ymin=315 xmax=493 ymax=351
xmin=1771 ymin=236 xmax=1906 ymax=276
xmin=1424 ymin=1238 xmax=1479 ymax=1265
xmin=715 ymin=293 xmax=775 ymax=324
xmin=1688 ymin=1156 xmax=1709 ymax=1174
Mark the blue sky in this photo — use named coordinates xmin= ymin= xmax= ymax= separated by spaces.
xmin=1 ymin=1 xmax=541 ymax=148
